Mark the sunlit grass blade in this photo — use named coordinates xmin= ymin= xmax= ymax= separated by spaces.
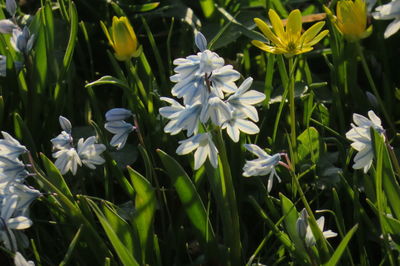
xmin=127 ymin=166 xmax=156 ymax=265
xmin=157 ymin=149 xmax=216 ymax=246
xmin=324 ymin=224 xmax=358 ymax=266
xmin=59 ymin=225 xmax=83 ymax=266
xmin=86 ymin=198 xmax=140 ymax=266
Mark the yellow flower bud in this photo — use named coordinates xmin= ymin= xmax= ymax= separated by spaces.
xmin=101 ymin=16 xmax=141 ymax=61
xmin=334 ymin=0 xmax=372 ymax=42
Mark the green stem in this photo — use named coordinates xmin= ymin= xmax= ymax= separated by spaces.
xmin=288 ymin=57 xmax=297 ymax=168
xmin=355 ymin=43 xmax=396 ymax=133
xmin=213 ymin=130 xmax=242 ymax=265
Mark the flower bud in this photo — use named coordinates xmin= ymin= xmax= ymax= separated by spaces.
xmin=101 ymin=16 xmax=141 ymax=61
xmin=105 ymin=108 xmax=132 ymax=122
xmin=334 ymin=0 xmax=372 ymax=41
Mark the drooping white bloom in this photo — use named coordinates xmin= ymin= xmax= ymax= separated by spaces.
xmin=14 ymin=252 xmax=35 ymax=266
xmin=159 ymin=97 xmax=201 ymax=136
xmin=0 ymin=19 xmax=17 ymax=34
xmin=53 ymin=148 xmax=81 ymax=175
xmin=176 ymin=133 xmax=218 ymax=170
xmin=372 ymin=0 xmax=400 ymax=38
xmin=50 ymin=131 xmax=73 ymax=150
xmin=226 ymin=77 xmax=266 ymax=122
xmin=200 ymin=93 xmax=232 ymax=126
xmin=77 ymin=136 xmax=106 ymax=169
xmin=59 ymin=116 xmax=72 ymax=133
xmin=243 ymin=144 xmax=281 ymax=192
xmin=10 ymin=27 xmax=35 ymax=54
xmin=6 ymin=0 xmax=17 ymax=17
xmin=0 ymin=156 xmax=28 ymax=181
xmin=0 ymin=131 xmax=28 ymax=159
xmin=104 ymin=120 xmax=135 ymax=150
xmin=296 ymin=208 xmax=337 ymax=247
xmin=345 ymin=110 xmax=384 ymax=173
xmin=3 ymin=183 xmax=40 ymax=217
xmin=222 ymin=112 xmax=260 ymax=142
xmin=0 ymin=194 xmax=32 ymax=250
xmin=105 ymin=108 xmax=132 ymax=122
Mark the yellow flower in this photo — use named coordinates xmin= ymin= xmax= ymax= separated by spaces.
xmin=101 ymin=16 xmax=141 ymax=61
xmin=252 ymin=9 xmax=329 ymax=57
xmin=334 ymin=0 xmax=372 ymax=42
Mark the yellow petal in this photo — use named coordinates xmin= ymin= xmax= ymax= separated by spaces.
xmin=286 ymin=9 xmax=302 ymax=39
xmin=304 ymin=29 xmax=329 ymax=47
xmin=251 ymin=40 xmax=284 ymax=54
xmin=254 ymin=18 xmax=282 ymax=46
xmin=268 ymin=9 xmax=285 ymax=40
xmin=112 ymin=17 xmax=137 ymax=61
xmin=299 ymin=21 xmax=326 ymax=45
xmin=100 ymin=20 xmax=114 ymax=47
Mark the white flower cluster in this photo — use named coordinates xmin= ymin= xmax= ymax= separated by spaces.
xmin=0 ymin=131 xmax=40 ymax=252
xmin=160 ymin=32 xmax=265 ymax=169
xmin=346 ymin=110 xmax=384 ymax=173
xmin=51 ymin=116 xmax=106 ymax=175
xmin=104 ymin=108 xmax=136 ymax=150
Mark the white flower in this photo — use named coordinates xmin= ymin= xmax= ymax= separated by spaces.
xmin=3 ymin=183 xmax=40 ymax=217
xmin=345 ymin=110 xmax=384 ymax=173
xmin=0 ymin=156 xmax=28 ymax=181
xmin=195 ymin=32 xmax=207 ymax=52
xmin=176 ymin=133 xmax=218 ymax=170
xmin=226 ymin=77 xmax=266 ymax=122
xmin=296 ymin=208 xmax=337 ymax=247
xmin=14 ymin=252 xmax=35 ymax=266
xmin=0 ymin=132 xmax=27 ymax=159
xmin=0 ymin=19 xmax=17 ymax=34
xmin=52 ymin=148 xmax=81 ymax=175
xmin=160 ymin=99 xmax=201 ymax=137
xmin=10 ymin=27 xmax=35 ymax=54
xmin=6 ymin=0 xmax=17 ymax=17
xmin=208 ymin=65 xmax=240 ymax=98
xmin=222 ymin=112 xmax=260 ymax=142
xmin=105 ymin=108 xmax=132 ymax=121
xmin=200 ymin=93 xmax=232 ymax=126
xmin=59 ymin=116 xmax=72 ymax=133
xmin=104 ymin=120 xmax=135 ymax=150
xmin=77 ymin=136 xmax=106 ymax=169
xmin=0 ymin=194 xmax=32 ymax=250
xmin=243 ymin=144 xmax=281 ymax=192
xmin=372 ymin=0 xmax=400 ymax=38
xmin=50 ymin=131 xmax=73 ymax=150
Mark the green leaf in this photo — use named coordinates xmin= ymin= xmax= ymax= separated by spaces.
xmin=127 ymin=167 xmax=156 ymax=264
xmin=297 ymin=127 xmax=320 ymax=164
xmin=324 ymin=224 xmax=358 ymax=266
xmin=40 ymin=153 xmax=74 ymax=201
xmin=86 ymin=199 xmax=140 ymax=266
xmin=157 ymin=149 xmax=215 ymax=245
xmin=85 ymin=75 xmax=130 ymax=91
xmin=280 ymin=193 xmax=308 ymax=261
xmin=59 ymin=225 xmax=83 ymax=266
xmin=102 ymin=201 xmax=139 ymax=257
xmin=130 ymin=2 xmax=160 ymax=12
xmin=372 ymin=129 xmax=400 ymax=219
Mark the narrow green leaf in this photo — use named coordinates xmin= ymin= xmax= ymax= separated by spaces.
xmin=59 ymin=225 xmax=83 ymax=266
xmin=127 ymin=167 xmax=156 ymax=264
xmin=40 ymin=153 xmax=74 ymax=200
xmin=130 ymin=3 xmax=160 ymax=12
xmin=324 ymin=224 xmax=358 ymax=266
xmin=87 ymin=199 xmax=140 ymax=266
xmin=157 ymin=149 xmax=215 ymax=245
xmin=85 ymin=75 xmax=130 ymax=91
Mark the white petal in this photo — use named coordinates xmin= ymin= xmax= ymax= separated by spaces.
xmin=384 ymin=18 xmax=400 ymax=38
xmin=194 ymin=145 xmax=208 ymax=170
xmin=7 ymin=216 xmax=32 ymax=229
xmin=244 ymin=144 xmax=267 ymax=158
